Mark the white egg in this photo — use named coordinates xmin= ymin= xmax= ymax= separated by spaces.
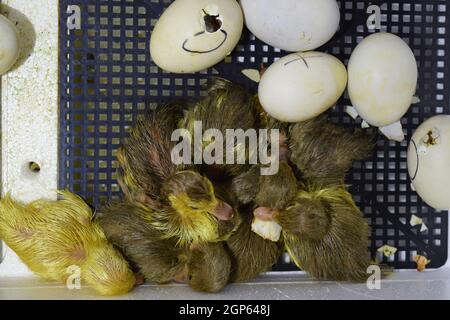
xmin=239 ymin=0 xmax=340 ymax=52
xmin=150 ymin=0 xmax=243 ymax=73
xmin=408 ymin=115 xmax=450 ymax=211
xmin=0 ymin=14 xmax=20 ymax=75
xmin=348 ymin=33 xmax=418 ymax=127
xmin=258 ymin=52 xmax=347 ymax=122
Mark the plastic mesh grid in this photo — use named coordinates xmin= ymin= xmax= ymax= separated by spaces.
xmin=59 ymin=0 xmax=449 ymax=270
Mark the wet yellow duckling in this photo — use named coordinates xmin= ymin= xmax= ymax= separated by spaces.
xmin=0 ymin=191 xmax=135 ymax=296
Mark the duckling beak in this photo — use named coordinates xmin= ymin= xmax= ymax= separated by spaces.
xmin=134 ymin=273 xmax=146 ymax=286
xmin=253 ymin=207 xmax=277 ymax=221
xmin=210 ymin=200 xmax=234 ymax=221
xmin=173 ymin=265 xmax=189 ymax=284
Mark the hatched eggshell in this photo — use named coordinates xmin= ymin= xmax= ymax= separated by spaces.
xmin=408 ymin=115 xmax=450 ymax=210
xmin=251 ymin=218 xmax=282 ymax=242
xmin=348 ymin=33 xmax=418 ymax=127
xmin=240 ymin=0 xmax=340 ymax=52
xmin=150 ymin=0 xmax=243 ymax=73
xmin=258 ymin=52 xmax=347 ymax=122
xmin=0 ymin=14 xmax=20 ymax=75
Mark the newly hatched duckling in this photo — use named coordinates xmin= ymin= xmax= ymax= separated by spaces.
xmin=255 ymin=184 xmax=373 ymax=282
xmin=97 ymin=201 xmax=232 ymax=293
xmin=289 ymin=115 xmax=376 ymax=186
xmin=96 ymin=201 xmax=187 ymax=285
xmin=117 ymin=102 xmax=237 ymax=246
xmin=0 ymin=192 xmax=135 ymax=296
xmin=179 ymin=78 xmax=257 ymax=179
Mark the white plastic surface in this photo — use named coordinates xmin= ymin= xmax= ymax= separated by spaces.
xmin=0 ymin=0 xmax=59 ymax=277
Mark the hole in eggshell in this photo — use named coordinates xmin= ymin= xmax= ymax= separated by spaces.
xmin=202 ymin=9 xmax=223 ymax=34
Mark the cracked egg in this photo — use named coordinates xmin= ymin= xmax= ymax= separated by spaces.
xmin=0 ymin=14 xmax=19 ymax=75
xmin=150 ymin=0 xmax=243 ymax=73
xmin=258 ymin=52 xmax=347 ymax=122
xmin=408 ymin=115 xmax=450 ymax=210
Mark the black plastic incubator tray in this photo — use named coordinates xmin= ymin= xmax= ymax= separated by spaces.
xmin=59 ymin=0 xmax=450 ymax=270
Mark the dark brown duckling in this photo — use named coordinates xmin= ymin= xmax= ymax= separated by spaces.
xmin=231 ymin=161 xmax=297 ymax=209
xmin=117 ymin=102 xmax=238 ymax=246
xmin=179 ymin=78 xmax=257 ymax=179
xmin=96 ymin=201 xmax=232 ymax=293
xmin=289 ymin=115 xmax=376 ymax=187
xmin=225 ymin=210 xmax=282 ymax=283
xmin=96 ymin=201 xmax=187 ymax=284
xmin=187 ymin=242 xmax=231 ymax=293
xmin=254 ymin=184 xmax=373 ymax=282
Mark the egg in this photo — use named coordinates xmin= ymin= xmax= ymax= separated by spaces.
xmin=348 ymin=33 xmax=418 ymax=127
xmin=408 ymin=115 xmax=450 ymax=211
xmin=150 ymin=0 xmax=243 ymax=73
xmin=258 ymin=52 xmax=347 ymax=122
xmin=239 ymin=0 xmax=340 ymax=52
xmin=0 ymin=14 xmax=20 ymax=75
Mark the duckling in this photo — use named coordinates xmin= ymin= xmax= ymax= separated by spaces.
xmin=225 ymin=210 xmax=282 ymax=283
xmin=0 ymin=192 xmax=135 ymax=296
xmin=254 ymin=184 xmax=373 ymax=282
xmin=117 ymin=102 xmax=238 ymax=246
xmin=96 ymin=201 xmax=187 ymax=285
xmin=289 ymin=115 xmax=376 ymax=186
xmin=179 ymin=78 xmax=257 ymax=179
xmin=97 ymin=201 xmax=232 ymax=293
xmin=186 ymin=242 xmax=231 ymax=293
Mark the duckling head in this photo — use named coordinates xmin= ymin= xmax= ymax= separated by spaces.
xmin=279 ymin=200 xmax=331 ymax=241
xmin=254 ymin=187 xmax=332 ymax=241
xmin=161 ymin=170 xmax=235 ymax=245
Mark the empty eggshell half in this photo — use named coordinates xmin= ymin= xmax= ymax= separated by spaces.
xmin=348 ymin=33 xmax=418 ymax=127
xmin=150 ymin=0 xmax=243 ymax=73
xmin=0 ymin=14 xmax=20 ymax=75
xmin=258 ymin=51 xmax=347 ymax=123
xmin=240 ymin=0 xmax=340 ymax=52
xmin=408 ymin=115 xmax=450 ymax=211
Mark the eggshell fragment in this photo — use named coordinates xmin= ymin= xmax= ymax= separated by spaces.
xmin=413 ymin=255 xmax=430 ymax=272
xmin=377 ymin=245 xmax=397 ymax=258
xmin=251 ymin=218 xmax=282 ymax=242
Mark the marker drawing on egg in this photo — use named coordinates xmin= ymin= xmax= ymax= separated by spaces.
xmin=283 ymin=54 xmax=324 ymax=68
xmin=410 ymin=139 xmax=419 ymax=181
xmin=182 ymin=30 xmax=228 ymax=54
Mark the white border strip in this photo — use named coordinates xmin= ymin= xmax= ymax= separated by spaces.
xmin=0 ymin=0 xmax=59 ymax=277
